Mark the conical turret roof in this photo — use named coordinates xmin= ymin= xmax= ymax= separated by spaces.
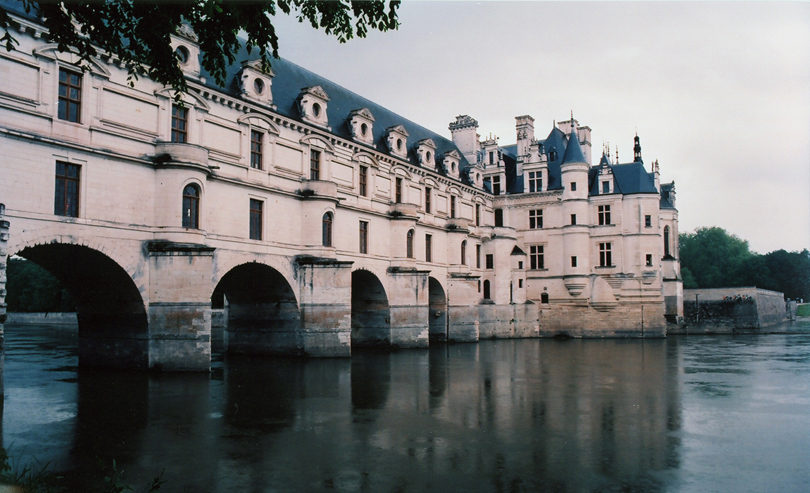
xmin=562 ymin=127 xmax=587 ymax=165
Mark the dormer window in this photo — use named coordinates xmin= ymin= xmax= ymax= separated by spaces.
xmin=297 ymin=86 xmax=330 ymax=128
xmin=348 ymin=108 xmax=375 ymax=145
xmin=416 ymin=138 xmax=437 ymax=168
xmin=170 ymin=27 xmax=200 ymax=78
xmin=237 ymin=59 xmax=275 ymax=106
xmin=442 ymin=149 xmax=461 ymax=178
xmin=386 ymin=125 xmax=409 ymax=159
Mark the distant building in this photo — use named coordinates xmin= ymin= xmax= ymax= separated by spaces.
xmin=0 ymin=4 xmax=682 ymax=371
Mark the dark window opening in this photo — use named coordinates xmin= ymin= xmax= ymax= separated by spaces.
xmin=54 ymin=161 xmax=80 ymax=217
xmin=599 ymin=242 xmax=612 ymax=267
xmin=450 ymin=196 xmax=456 ymax=218
xmin=249 ymin=199 xmax=263 ymax=240
xmin=570 ymin=182 xmax=577 ymax=192
xmin=541 ymin=292 xmax=549 ymax=303
xmin=475 ymin=204 xmax=480 ymax=226
xmin=461 ymin=240 xmax=467 ymax=265
xmin=359 ymin=220 xmax=368 ymax=254
xmin=395 ymin=177 xmax=403 ymax=203
xmin=425 ymin=234 xmax=432 ymax=263
xmin=646 ymin=254 xmax=653 ymax=267
xmin=425 ymin=187 xmax=432 ymax=213
xmin=406 ymin=229 xmax=414 ymax=258
xmin=598 ymin=205 xmax=611 ymax=225
xmin=529 ymin=209 xmax=543 ymax=229
xmin=182 ymin=184 xmax=200 ymax=229
xmin=645 ymin=215 xmax=652 ymax=228
xmin=602 ymin=181 xmax=610 ymax=194
xmin=571 ymin=256 xmax=577 ymax=268
xmin=476 ymin=244 xmax=482 ymax=269
xmin=495 ymin=208 xmax=504 ymax=227
xmin=310 ymin=149 xmax=321 ymax=180
xmin=359 ymin=165 xmax=368 ymax=196
xmin=486 ymin=254 xmax=494 ymax=270
xmin=483 ymin=280 xmax=491 ymax=300
xmin=171 ymin=105 xmax=188 ymax=143
xmin=250 ymin=130 xmax=263 ymax=169
xmin=530 ymin=245 xmax=544 ymax=270
xmin=322 ymin=212 xmax=333 ymax=247
xmin=570 ymin=214 xmax=577 ymax=225
xmin=58 ymin=68 xmax=82 ymax=123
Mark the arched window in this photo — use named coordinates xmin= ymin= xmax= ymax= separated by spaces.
xmin=461 ymin=240 xmax=467 ymax=265
xmin=322 ymin=212 xmax=333 ymax=247
xmin=406 ymin=229 xmax=414 ymax=258
xmin=494 ymin=208 xmax=503 ymax=227
xmin=664 ymin=225 xmax=671 ymax=257
xmin=182 ymin=184 xmax=199 ymax=229
xmin=483 ymin=280 xmax=491 ymax=300
xmin=541 ymin=292 xmax=550 ymax=304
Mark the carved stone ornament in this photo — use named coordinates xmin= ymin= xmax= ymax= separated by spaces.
xmin=176 ymin=23 xmax=199 ymax=42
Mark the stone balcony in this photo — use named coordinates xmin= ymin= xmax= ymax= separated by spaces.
xmin=154 ymin=142 xmax=210 ymax=171
xmin=299 ymin=180 xmax=338 ymax=200
xmin=445 ymin=217 xmax=470 ymax=232
xmin=388 ymin=202 xmax=419 ymax=219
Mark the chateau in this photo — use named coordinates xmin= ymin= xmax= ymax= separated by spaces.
xmin=0 ymin=5 xmax=682 ymax=370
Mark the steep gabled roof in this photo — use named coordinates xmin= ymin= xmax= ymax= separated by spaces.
xmin=561 ymin=129 xmax=587 ymax=165
xmin=610 ymin=162 xmax=658 ymax=194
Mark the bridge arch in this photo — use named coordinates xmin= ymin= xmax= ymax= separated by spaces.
xmin=351 ymin=269 xmax=390 ymax=348
xmin=10 ymin=237 xmax=149 ymax=369
xmin=214 ymin=261 xmax=302 ymax=356
xmin=428 ymin=276 xmax=448 ymax=343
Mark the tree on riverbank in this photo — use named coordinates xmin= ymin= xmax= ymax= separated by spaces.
xmin=5 ymin=257 xmax=75 ymax=312
xmin=679 ymin=227 xmax=810 ymax=301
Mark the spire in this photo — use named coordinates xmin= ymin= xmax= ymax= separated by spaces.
xmin=633 ymin=132 xmax=642 ymax=163
xmin=561 ymin=123 xmax=587 ymax=165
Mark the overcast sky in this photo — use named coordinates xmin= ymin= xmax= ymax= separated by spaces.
xmin=270 ymin=1 xmax=810 ymax=254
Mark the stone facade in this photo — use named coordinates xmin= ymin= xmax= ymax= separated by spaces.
xmin=0 ymin=8 xmax=680 ymax=371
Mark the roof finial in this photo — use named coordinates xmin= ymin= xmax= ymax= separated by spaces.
xmin=615 ymin=145 xmax=619 ymax=164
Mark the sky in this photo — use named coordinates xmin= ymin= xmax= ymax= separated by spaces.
xmin=269 ymin=1 xmax=810 ymax=254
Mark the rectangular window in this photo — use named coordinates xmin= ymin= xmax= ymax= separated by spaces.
xmin=599 ymin=242 xmax=613 ymax=267
xmin=58 ymin=68 xmax=82 ymax=123
xmin=571 ymin=256 xmax=577 ymax=268
xmin=395 ymin=177 xmax=403 ymax=203
xmin=528 ymin=171 xmax=542 ymax=193
xmin=602 ymin=181 xmax=610 ymax=194
xmin=450 ymin=196 xmax=456 ymax=218
xmin=359 ymin=220 xmax=368 ymax=254
xmin=171 ymin=105 xmax=188 ymax=143
xmin=489 ymin=151 xmax=494 ymax=165
xmin=54 ymin=161 xmax=80 ymax=217
xmin=518 ymin=261 xmax=523 ymax=270
xmin=425 ymin=234 xmax=432 ymax=263
xmin=476 ymin=244 xmax=482 ymax=269
xmin=530 ymin=245 xmax=545 ymax=270
xmin=492 ymin=175 xmax=501 ymax=195
xmin=359 ymin=165 xmax=368 ymax=196
xmin=486 ymin=254 xmax=494 ymax=270
xmin=646 ymin=254 xmax=653 ymax=267
xmin=570 ymin=182 xmax=577 ymax=191
xmin=425 ymin=187 xmax=432 ymax=213
xmin=249 ymin=199 xmax=263 ymax=240
xmin=529 ymin=209 xmax=543 ymax=229
xmin=519 ymin=279 xmax=523 ymax=288
xmin=250 ymin=130 xmax=263 ymax=169
xmin=310 ymin=149 xmax=321 ymax=180
xmin=475 ymin=204 xmax=480 ymax=226
xmin=598 ymin=205 xmax=611 ymax=225
xmin=570 ymin=214 xmax=576 ymax=225
xmin=645 ymin=215 xmax=652 ymax=228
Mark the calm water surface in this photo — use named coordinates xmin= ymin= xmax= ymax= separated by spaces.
xmin=2 ymin=324 xmax=809 ymax=492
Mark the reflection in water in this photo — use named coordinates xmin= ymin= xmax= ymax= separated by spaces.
xmin=3 ymin=325 xmax=810 ymax=492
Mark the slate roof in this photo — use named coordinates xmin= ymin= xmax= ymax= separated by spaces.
xmin=660 ymin=182 xmax=676 ymax=209
xmin=201 ymin=48 xmax=473 ymax=181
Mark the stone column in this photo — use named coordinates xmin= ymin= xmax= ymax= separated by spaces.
xmin=387 ymin=267 xmax=429 ymax=348
xmin=0 ymin=204 xmax=8 ymax=396
xmin=296 ymin=256 xmax=353 ymax=357
xmin=447 ymin=273 xmax=480 ymax=342
xmin=145 ymin=241 xmax=213 ymax=371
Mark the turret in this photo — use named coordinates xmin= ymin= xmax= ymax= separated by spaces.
xmin=634 ymin=133 xmax=642 ymax=163
xmin=560 ymin=123 xmax=591 ymax=297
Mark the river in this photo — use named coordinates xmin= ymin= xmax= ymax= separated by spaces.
xmin=2 ymin=324 xmax=809 ymax=492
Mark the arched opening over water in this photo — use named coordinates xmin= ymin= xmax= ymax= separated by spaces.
xmin=214 ymin=262 xmax=302 ymax=356
xmin=14 ymin=243 xmax=148 ymax=368
xmin=428 ymin=277 xmax=448 ymax=343
xmin=351 ymin=269 xmax=390 ymax=348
